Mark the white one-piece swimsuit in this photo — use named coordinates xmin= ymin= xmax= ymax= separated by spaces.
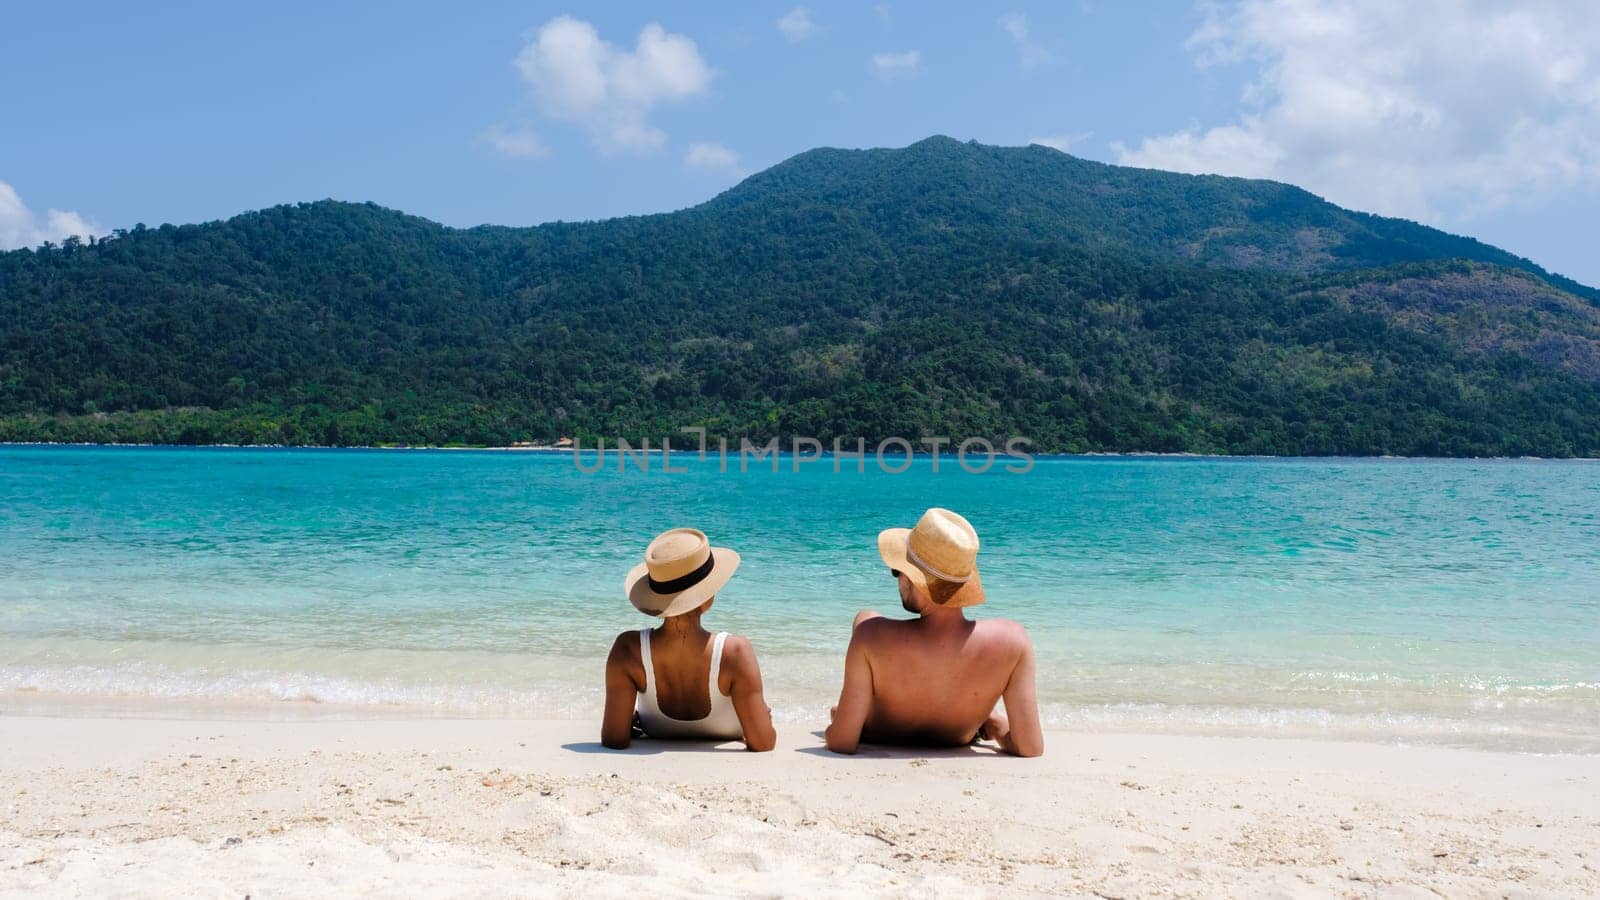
xmin=635 ymin=628 xmax=744 ymax=741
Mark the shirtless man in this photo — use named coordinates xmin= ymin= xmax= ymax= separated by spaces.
xmin=825 ymin=507 xmax=1043 ymax=757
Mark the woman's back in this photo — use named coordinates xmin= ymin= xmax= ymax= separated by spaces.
xmin=602 ymin=527 xmax=775 ymax=751
xmin=634 ymin=627 xmax=742 ymax=739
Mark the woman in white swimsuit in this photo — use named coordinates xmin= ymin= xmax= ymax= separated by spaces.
xmin=602 ymin=527 xmax=776 ymax=751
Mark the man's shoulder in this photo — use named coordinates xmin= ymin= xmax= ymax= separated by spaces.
xmin=974 ymin=617 xmax=1032 ymax=645
xmin=851 ymin=615 xmax=912 ymax=641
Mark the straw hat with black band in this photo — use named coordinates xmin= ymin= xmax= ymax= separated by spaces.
xmin=625 ymin=528 xmax=741 ymax=617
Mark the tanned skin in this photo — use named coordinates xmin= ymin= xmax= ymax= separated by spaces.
xmin=825 ymin=572 xmax=1043 ymax=757
xmin=601 ymin=598 xmax=776 ymax=751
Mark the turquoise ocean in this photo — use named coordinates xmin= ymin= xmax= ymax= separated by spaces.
xmin=1 ymin=446 xmax=1596 ymax=752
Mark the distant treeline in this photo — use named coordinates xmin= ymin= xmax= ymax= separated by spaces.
xmin=2 ymin=137 xmax=1598 ymax=455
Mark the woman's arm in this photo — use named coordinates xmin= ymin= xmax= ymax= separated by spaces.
xmin=723 ymin=636 xmax=777 ymax=752
xmin=601 ymin=633 xmax=640 ymax=749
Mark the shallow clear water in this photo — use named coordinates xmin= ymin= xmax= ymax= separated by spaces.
xmin=2 ymin=446 xmax=1597 ymax=751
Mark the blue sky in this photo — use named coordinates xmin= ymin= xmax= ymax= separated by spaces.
xmin=3 ymin=2 xmax=1597 ymax=286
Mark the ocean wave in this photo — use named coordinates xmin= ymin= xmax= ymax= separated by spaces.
xmin=4 ymin=662 xmax=1598 ymax=753
xmin=0 ymin=663 xmax=595 ymax=716
xmin=1033 ymin=702 xmax=1600 ymax=754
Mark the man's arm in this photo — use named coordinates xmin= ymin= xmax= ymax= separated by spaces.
xmin=724 ymin=636 xmax=777 ymax=752
xmin=824 ymin=628 xmax=873 ymax=754
xmin=601 ymin=633 xmax=639 ymax=749
xmin=995 ymin=630 xmax=1043 ymax=757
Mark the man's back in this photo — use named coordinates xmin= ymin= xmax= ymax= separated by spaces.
xmin=851 ymin=615 xmax=1034 ymax=747
xmin=827 ymin=506 xmax=1044 ymax=757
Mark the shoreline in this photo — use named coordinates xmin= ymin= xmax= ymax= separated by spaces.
xmin=1 ymin=440 xmax=1594 ymax=461
xmin=3 ymin=716 xmax=1596 ymax=896
xmin=4 ymin=692 xmax=1598 ymax=757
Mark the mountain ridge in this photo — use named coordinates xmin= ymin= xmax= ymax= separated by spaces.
xmin=1 ymin=136 xmax=1597 ymax=455
xmin=56 ymin=135 xmax=1594 ymax=297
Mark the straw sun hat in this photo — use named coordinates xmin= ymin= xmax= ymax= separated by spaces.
xmin=877 ymin=507 xmax=985 ymax=607
xmin=625 ymin=528 xmax=741 ymax=617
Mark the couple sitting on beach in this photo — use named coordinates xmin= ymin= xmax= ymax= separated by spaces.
xmin=601 ymin=508 xmax=1044 ymax=757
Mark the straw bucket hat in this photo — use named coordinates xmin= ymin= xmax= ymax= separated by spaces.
xmin=625 ymin=528 xmax=741 ymax=617
xmin=877 ymin=507 xmax=985 ymax=607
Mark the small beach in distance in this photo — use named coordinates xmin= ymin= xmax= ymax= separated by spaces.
xmin=3 ymin=446 xmax=1598 ymax=895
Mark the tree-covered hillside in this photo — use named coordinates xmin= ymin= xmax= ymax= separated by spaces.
xmin=1 ymin=136 xmax=1597 ymax=455
xmin=710 ymin=139 xmax=1587 ymax=290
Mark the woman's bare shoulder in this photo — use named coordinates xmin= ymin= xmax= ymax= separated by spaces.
xmin=606 ymin=629 xmax=644 ymax=663
xmin=718 ymin=633 xmax=763 ymax=673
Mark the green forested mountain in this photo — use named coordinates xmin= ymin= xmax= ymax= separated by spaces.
xmin=2 ymin=136 xmax=1597 ymax=455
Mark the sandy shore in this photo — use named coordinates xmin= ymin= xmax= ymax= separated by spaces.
xmin=1 ymin=716 xmax=1596 ymax=898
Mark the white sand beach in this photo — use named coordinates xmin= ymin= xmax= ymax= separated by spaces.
xmin=2 ymin=716 xmax=1596 ymax=898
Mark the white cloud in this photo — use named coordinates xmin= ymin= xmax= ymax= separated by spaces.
xmin=684 ymin=142 xmax=743 ymax=175
xmin=514 ymin=16 xmax=713 ymax=155
xmin=1116 ymin=0 xmax=1600 ymax=225
xmin=777 ymin=7 xmax=817 ymax=43
xmin=1029 ymin=132 xmax=1093 ymax=153
xmin=476 ymin=124 xmax=546 ymax=159
xmin=0 ymin=181 xmax=101 ymax=251
xmin=999 ymin=13 xmax=1053 ymax=68
xmin=872 ymin=50 xmax=921 ymax=78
